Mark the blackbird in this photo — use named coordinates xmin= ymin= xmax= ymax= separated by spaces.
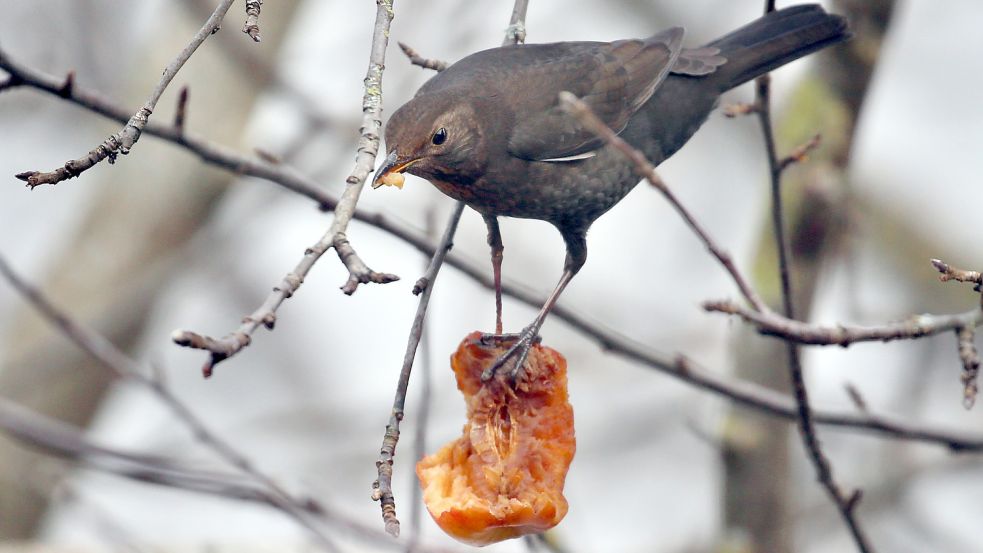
xmin=373 ymin=4 xmax=848 ymax=377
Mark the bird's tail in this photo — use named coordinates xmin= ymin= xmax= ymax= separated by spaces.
xmin=708 ymin=4 xmax=849 ymax=92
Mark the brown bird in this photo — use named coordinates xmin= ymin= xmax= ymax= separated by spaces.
xmin=374 ymin=4 xmax=848 ymax=378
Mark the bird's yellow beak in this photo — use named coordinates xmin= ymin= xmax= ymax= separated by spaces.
xmin=372 ymin=150 xmax=419 ymax=189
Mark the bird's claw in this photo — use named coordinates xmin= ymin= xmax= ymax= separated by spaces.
xmin=479 ymin=326 xmax=541 ymax=384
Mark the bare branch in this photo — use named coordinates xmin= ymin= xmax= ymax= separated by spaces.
xmin=932 ymin=258 xmax=983 ymax=291
xmin=372 ymin=202 xmax=465 ymax=537
xmin=558 ymin=91 xmax=766 ymax=312
xmin=398 ymin=42 xmax=447 ymax=72
xmin=703 ymin=299 xmax=983 ymax=346
xmin=242 ymin=0 xmax=263 ymax=42
xmin=0 ymin=397 xmax=189 ymax=470
xmin=14 ymin=0 xmax=236 ymax=188
xmin=335 ymin=233 xmax=401 ymax=295
xmin=755 ymin=37 xmax=873 ymax=549
xmin=313 ymin=0 xmax=399 ymax=295
xmin=408 ymin=213 xmax=437 ymax=545
xmin=778 ymin=133 xmax=822 ymax=172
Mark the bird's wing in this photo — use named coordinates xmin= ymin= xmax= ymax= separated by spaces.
xmin=506 ymin=27 xmax=685 ymax=162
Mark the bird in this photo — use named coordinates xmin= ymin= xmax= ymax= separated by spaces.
xmin=373 ymin=4 xmax=849 ymax=379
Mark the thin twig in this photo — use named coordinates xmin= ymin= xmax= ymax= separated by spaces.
xmin=778 ymin=133 xmax=822 ymax=171
xmin=242 ymin=0 xmax=263 ymax=42
xmin=397 ymin=42 xmax=447 ymax=72
xmin=932 ymin=258 xmax=983 ymax=291
xmin=755 ymin=26 xmax=873 ymax=549
xmin=558 ymin=92 xmax=766 ymax=312
xmin=373 ymin=202 xmax=465 ymax=537
xmin=173 ymin=85 xmax=189 ymax=134
xmin=14 ymin=0 xmax=236 ymax=188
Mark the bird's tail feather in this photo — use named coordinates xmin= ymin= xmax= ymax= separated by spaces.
xmin=708 ymin=4 xmax=849 ymax=91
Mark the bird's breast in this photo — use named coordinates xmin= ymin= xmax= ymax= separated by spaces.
xmin=424 ymin=151 xmax=643 ymax=227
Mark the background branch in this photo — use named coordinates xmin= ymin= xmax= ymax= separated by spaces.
xmin=753 ymin=2 xmax=871 ymax=544
xmin=14 ymin=0 xmax=236 ymax=188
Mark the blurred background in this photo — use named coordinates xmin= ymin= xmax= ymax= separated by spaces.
xmin=1 ymin=0 xmax=982 ymax=551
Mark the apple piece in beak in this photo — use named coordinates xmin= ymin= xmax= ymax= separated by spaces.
xmin=372 ymin=150 xmax=419 ymax=189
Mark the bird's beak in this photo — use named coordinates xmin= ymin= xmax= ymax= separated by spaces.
xmin=371 ymin=149 xmax=420 ymax=189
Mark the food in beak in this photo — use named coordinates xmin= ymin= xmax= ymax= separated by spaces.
xmin=372 ymin=150 xmax=413 ymax=189
xmin=377 ymin=171 xmax=405 ymax=189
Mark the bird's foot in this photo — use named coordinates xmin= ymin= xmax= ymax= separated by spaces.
xmin=479 ymin=326 xmax=542 ymax=384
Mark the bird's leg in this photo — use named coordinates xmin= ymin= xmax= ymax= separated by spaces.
xmin=483 ymin=214 xmax=505 ymax=335
xmin=480 ymin=269 xmax=574 ymax=382
xmin=481 ymin=228 xmax=587 ymax=383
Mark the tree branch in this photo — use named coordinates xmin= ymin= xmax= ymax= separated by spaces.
xmin=932 ymin=258 xmax=983 ymax=291
xmin=754 ymin=13 xmax=872 ymax=544
xmin=703 ymin=298 xmax=983 ymax=346
xmin=397 ymin=42 xmax=447 ymax=72
xmin=171 ymin=0 xmax=400 ymax=375
xmin=14 ymin=0 xmax=236 ymax=188
xmin=373 ymin=202 xmax=465 ymax=537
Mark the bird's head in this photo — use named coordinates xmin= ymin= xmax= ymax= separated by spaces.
xmin=372 ymin=91 xmax=489 ymax=190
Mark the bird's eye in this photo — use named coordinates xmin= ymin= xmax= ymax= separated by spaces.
xmin=431 ymin=127 xmax=448 ymax=146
